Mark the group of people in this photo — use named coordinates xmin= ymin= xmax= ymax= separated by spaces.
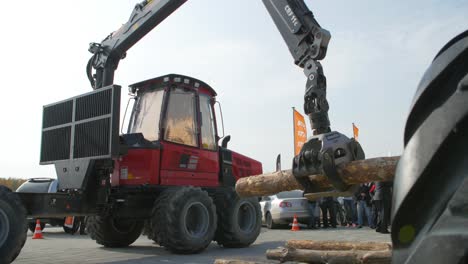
xmin=306 ymin=181 xmax=393 ymax=234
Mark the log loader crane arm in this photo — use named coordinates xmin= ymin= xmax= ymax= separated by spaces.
xmin=87 ymin=0 xmax=365 ymax=196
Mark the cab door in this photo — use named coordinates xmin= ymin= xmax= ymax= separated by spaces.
xmin=160 ymin=87 xmax=219 ymax=187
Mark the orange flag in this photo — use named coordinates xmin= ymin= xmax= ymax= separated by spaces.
xmin=352 ymin=123 xmax=359 ymax=141
xmin=293 ymin=109 xmax=307 ymax=156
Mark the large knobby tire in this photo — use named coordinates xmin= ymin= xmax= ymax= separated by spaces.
xmin=86 ymin=215 xmax=143 ymax=248
xmin=214 ymin=189 xmax=262 ymax=248
xmin=151 ymin=187 xmax=217 ymax=254
xmin=0 ymin=186 xmax=27 ymax=264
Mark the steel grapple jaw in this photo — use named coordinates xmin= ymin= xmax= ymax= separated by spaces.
xmin=292 ymin=131 xmax=365 ymax=196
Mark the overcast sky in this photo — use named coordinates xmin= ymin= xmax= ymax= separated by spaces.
xmin=0 ymin=0 xmax=467 ymax=179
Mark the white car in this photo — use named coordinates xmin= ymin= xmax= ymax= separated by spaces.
xmin=260 ymin=190 xmax=311 ymax=229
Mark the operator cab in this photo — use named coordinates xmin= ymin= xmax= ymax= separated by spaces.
xmin=114 ymin=74 xmax=224 ymax=187
xmin=125 ymin=74 xmax=219 ymax=150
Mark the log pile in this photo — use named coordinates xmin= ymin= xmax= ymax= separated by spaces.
xmin=236 ymin=156 xmax=399 ymax=199
xmin=266 ymin=240 xmax=392 ymax=264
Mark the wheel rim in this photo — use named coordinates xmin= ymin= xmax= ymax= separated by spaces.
xmin=110 ymin=218 xmax=137 ymax=234
xmin=183 ymin=201 xmax=209 ymax=239
xmin=0 ymin=208 xmax=10 ymax=246
xmin=237 ymin=201 xmax=256 ymax=233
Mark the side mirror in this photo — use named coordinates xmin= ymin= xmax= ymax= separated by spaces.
xmin=221 ymin=135 xmax=231 ymax=148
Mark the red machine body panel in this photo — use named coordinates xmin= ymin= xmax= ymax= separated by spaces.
xmin=231 ymin=151 xmax=263 ymax=181
xmin=160 ymin=141 xmax=219 ymax=187
xmin=112 ymin=149 xmax=160 ymax=186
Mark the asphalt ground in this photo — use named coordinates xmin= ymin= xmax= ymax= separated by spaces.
xmin=15 ymin=226 xmax=391 ymax=264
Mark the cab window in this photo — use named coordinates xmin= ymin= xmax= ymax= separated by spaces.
xmin=128 ymin=89 xmax=164 ymax=141
xmin=199 ymin=94 xmax=216 ymax=150
xmin=164 ymin=88 xmax=198 ymax=147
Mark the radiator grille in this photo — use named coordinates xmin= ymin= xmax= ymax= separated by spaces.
xmin=75 ymin=89 xmax=112 ymax=121
xmin=40 ymin=85 xmax=120 ymax=164
xmin=74 ymin=119 xmax=110 ymax=158
xmin=40 ymin=126 xmax=71 ymax=162
xmin=42 ymin=101 xmax=73 ymax=128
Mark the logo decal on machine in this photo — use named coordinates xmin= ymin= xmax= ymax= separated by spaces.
xmin=120 ymin=167 xmax=128 ymax=179
xmin=179 ymin=154 xmax=199 ymax=170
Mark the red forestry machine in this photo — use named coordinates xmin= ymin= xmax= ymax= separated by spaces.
xmin=0 ymin=0 xmax=335 ymax=263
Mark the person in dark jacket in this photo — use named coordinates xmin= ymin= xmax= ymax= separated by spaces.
xmin=355 ymin=183 xmax=374 ymax=228
xmin=373 ymin=181 xmax=393 ymax=233
xmin=319 ymin=196 xmax=337 ymax=228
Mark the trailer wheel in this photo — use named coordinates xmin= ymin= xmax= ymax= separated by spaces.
xmin=86 ymin=215 xmax=143 ymax=247
xmin=0 ymin=186 xmax=27 ymax=264
xmin=28 ymin=221 xmax=45 ymax=233
xmin=63 ymin=219 xmax=80 ymax=234
xmin=151 ymin=187 xmax=217 ymax=254
xmin=214 ymin=189 xmax=261 ymax=248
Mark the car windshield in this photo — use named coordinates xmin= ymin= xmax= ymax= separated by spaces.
xmin=276 ymin=190 xmax=303 ymax=199
xmin=128 ymin=89 xmax=164 ymax=141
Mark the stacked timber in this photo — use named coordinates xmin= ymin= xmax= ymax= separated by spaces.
xmin=266 ymin=240 xmax=392 ymax=264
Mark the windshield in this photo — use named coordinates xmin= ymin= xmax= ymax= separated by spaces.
xmin=276 ymin=190 xmax=304 ymax=199
xmin=128 ymin=89 xmax=164 ymax=141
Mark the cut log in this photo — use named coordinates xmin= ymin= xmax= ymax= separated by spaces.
xmin=236 ymin=156 xmax=399 ymax=198
xmin=213 ymin=259 xmax=267 ymax=264
xmin=286 ymin=240 xmax=392 ymax=251
xmin=266 ymin=247 xmax=391 ymax=264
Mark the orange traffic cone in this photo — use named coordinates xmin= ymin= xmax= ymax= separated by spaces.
xmin=32 ymin=219 xmax=44 ymax=239
xmin=291 ymin=214 xmax=300 ymax=231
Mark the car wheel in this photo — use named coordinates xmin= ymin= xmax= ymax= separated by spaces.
xmin=265 ymin=212 xmax=279 ymax=229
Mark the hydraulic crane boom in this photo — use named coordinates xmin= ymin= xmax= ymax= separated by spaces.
xmin=87 ymin=0 xmax=187 ymax=89
xmin=262 ymin=0 xmax=331 ymax=134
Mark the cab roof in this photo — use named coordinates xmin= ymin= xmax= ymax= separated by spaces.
xmin=129 ymin=73 xmax=217 ymax=96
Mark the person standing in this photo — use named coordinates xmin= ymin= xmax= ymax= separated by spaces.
xmin=374 ymin=181 xmax=392 ymax=233
xmin=305 ymin=195 xmax=318 ymax=229
xmin=369 ymin=182 xmax=378 ymax=229
xmin=355 ymin=183 xmax=374 ymax=228
xmin=319 ymin=196 xmax=337 ymax=228
xmin=342 ymin=196 xmax=357 ymax=227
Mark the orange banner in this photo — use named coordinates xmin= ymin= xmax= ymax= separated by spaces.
xmin=293 ymin=109 xmax=307 ymax=155
xmin=353 ymin=123 xmax=359 ymax=141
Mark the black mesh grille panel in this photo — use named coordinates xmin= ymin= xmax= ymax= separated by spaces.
xmin=42 ymin=100 xmax=73 ymax=128
xmin=40 ymin=85 xmax=121 ymax=164
xmin=75 ymin=89 xmax=112 ymax=121
xmin=40 ymin=126 xmax=71 ymax=162
xmin=73 ymin=119 xmax=110 ymax=159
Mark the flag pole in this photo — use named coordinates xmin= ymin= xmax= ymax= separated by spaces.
xmin=292 ymin=107 xmax=296 ymax=156
xmin=352 ymin=122 xmax=355 ymax=140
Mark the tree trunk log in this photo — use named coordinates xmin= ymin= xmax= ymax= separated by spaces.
xmin=236 ymin=156 xmax=399 ymax=198
xmin=214 ymin=259 xmax=266 ymax=264
xmin=286 ymin=240 xmax=392 ymax=251
xmin=266 ymin=247 xmax=391 ymax=264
